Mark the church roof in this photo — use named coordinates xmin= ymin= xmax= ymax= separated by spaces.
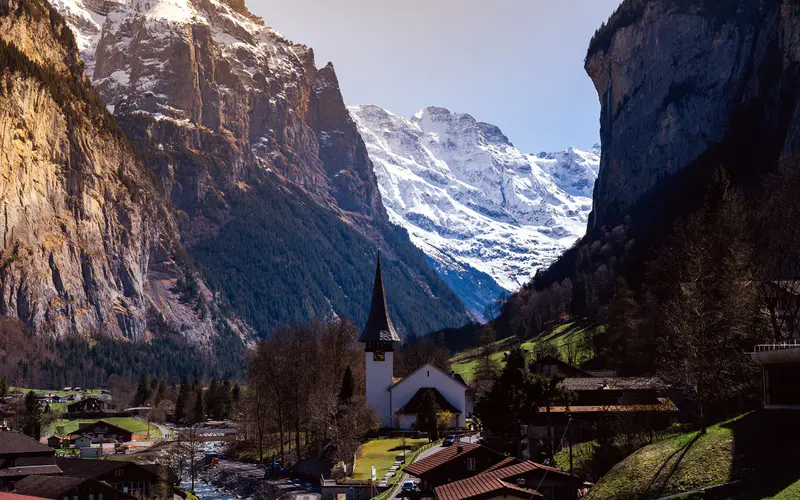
xmin=359 ymin=255 xmax=401 ymax=343
xmin=397 ymin=388 xmax=460 ymax=414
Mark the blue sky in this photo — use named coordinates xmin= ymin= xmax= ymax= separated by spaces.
xmin=248 ymin=0 xmax=621 ymax=153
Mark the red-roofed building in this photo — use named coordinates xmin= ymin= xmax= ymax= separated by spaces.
xmin=433 ymin=459 xmax=587 ymax=500
xmin=0 ymin=492 xmax=51 ymax=500
xmin=403 ymin=443 xmax=505 ymax=492
xmin=434 ymin=474 xmax=543 ymax=500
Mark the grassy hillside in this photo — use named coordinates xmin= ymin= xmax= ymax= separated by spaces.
xmin=586 ymin=411 xmax=800 ymax=500
xmin=449 ymin=321 xmax=599 ymax=382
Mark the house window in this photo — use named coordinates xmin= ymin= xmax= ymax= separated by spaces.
xmin=99 ymin=495 xmax=104 ymax=500
xmin=90 ymin=494 xmax=94 ymax=500
xmin=115 ymin=469 xmax=124 ymax=476
xmin=466 ymin=458 xmax=476 ymax=471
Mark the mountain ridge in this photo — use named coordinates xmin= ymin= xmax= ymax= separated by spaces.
xmin=349 ymin=104 xmax=597 ymax=318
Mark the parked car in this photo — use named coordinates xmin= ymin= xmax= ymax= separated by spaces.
xmin=402 ymin=480 xmax=418 ymax=492
xmin=442 ymin=434 xmax=457 ymax=446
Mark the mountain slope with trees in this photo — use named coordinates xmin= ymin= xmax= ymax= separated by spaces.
xmin=51 ymin=0 xmax=469 ymax=337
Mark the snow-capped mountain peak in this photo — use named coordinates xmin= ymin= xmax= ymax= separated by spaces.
xmin=350 ymin=105 xmax=598 ymax=319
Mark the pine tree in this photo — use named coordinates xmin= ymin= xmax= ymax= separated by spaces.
xmin=192 ymin=387 xmax=204 ymax=424
xmin=221 ymin=379 xmax=233 ymax=419
xmin=338 ymin=366 xmax=355 ymax=403
xmin=155 ymin=380 xmax=167 ymax=406
xmin=21 ymin=391 xmax=42 ymax=439
xmin=175 ymin=377 xmax=190 ymax=424
xmin=207 ymin=379 xmax=220 ymax=420
xmin=417 ymin=391 xmax=440 ymax=441
xmin=134 ymin=374 xmax=151 ymax=407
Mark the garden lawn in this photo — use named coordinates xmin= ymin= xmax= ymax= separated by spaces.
xmin=352 ymin=438 xmax=428 ymax=481
xmin=47 ymin=417 xmax=161 ymax=440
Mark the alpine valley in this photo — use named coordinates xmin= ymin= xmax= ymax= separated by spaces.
xmin=350 ymin=105 xmax=598 ymax=318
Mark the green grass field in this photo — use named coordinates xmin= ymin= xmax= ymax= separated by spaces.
xmin=450 ymin=321 xmax=599 ymax=382
xmin=585 ymin=417 xmax=738 ymax=499
xmin=47 ymin=417 xmax=161 ymax=440
xmin=11 ymin=386 xmax=104 ymax=397
xmin=352 ymin=438 xmax=428 ymax=481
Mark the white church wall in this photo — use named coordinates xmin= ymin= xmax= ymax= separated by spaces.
xmin=389 ymin=364 xmax=467 ymax=428
xmin=366 ymin=351 xmax=394 ymax=427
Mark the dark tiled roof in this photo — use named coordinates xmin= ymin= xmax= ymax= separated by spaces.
xmin=359 ymin=256 xmax=401 ymax=343
xmin=398 ymin=388 xmax=460 ymax=415
xmin=55 ymin=458 xmax=126 ymax=478
xmin=13 ymin=475 xmax=88 ymax=498
xmin=0 ymin=433 xmax=54 ymax=455
xmin=480 ymin=460 xmax=580 ymax=481
xmin=533 ymin=355 xmax=594 ymax=377
xmin=404 ymin=443 xmax=483 ymax=477
xmin=76 ymin=420 xmax=132 ymax=436
xmin=0 ymin=466 xmax=62 ymax=478
xmin=434 ymin=475 xmax=542 ymax=500
xmin=434 ymin=460 xmax=581 ymax=500
xmin=561 ymin=377 xmax=664 ymax=391
xmin=481 ymin=457 xmax=519 ymax=473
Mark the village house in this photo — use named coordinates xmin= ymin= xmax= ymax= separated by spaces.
xmin=13 ymin=475 xmax=135 ymax=500
xmin=362 ymin=256 xmax=470 ymax=429
xmin=524 ymin=363 xmax=678 ymax=451
xmin=530 ymin=355 xmax=594 ymax=378
xmin=403 ymin=443 xmax=505 ymax=492
xmin=74 ymin=421 xmax=132 ymax=443
xmin=67 ymin=398 xmax=113 ymax=415
xmin=72 ymin=436 xmax=92 ymax=450
xmin=0 ymin=433 xmax=62 ymax=491
xmin=55 ymin=459 xmax=175 ymax=500
xmin=45 ymin=438 xmax=62 ymax=450
xmin=749 ymin=342 xmax=800 ymax=409
xmin=433 ymin=457 xmax=587 ymax=500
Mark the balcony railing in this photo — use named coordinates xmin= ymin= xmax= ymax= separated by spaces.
xmin=751 ymin=340 xmax=800 ymax=352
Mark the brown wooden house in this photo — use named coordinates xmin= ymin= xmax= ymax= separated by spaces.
xmin=13 ymin=476 xmax=134 ymax=500
xmin=0 ymin=433 xmax=62 ymax=491
xmin=403 ymin=443 xmax=505 ymax=493
xmin=74 ymin=422 xmax=132 ymax=443
xmin=434 ymin=457 xmax=586 ymax=500
xmin=55 ymin=459 xmax=175 ymax=500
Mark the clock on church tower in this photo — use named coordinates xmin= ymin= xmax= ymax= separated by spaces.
xmin=359 ymin=253 xmax=401 ymax=428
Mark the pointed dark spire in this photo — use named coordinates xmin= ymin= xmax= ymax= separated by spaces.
xmin=359 ymin=252 xmax=401 ymax=343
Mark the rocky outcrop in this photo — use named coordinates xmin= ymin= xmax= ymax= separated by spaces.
xmin=0 ymin=0 xmax=244 ymax=344
xmin=52 ymin=0 xmax=469 ymax=335
xmin=585 ymin=0 xmax=800 ymax=228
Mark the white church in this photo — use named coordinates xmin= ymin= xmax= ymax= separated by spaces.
xmin=360 ymin=256 xmax=471 ymax=429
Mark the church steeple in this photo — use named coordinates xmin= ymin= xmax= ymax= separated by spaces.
xmin=359 ymin=252 xmax=401 ymax=343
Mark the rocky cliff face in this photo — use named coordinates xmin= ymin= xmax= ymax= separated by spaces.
xmin=585 ymin=0 xmax=800 ymax=228
xmin=0 ymin=0 xmax=237 ymax=343
xmin=350 ymin=105 xmax=597 ymax=319
xmin=52 ymin=0 xmax=469 ymax=335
